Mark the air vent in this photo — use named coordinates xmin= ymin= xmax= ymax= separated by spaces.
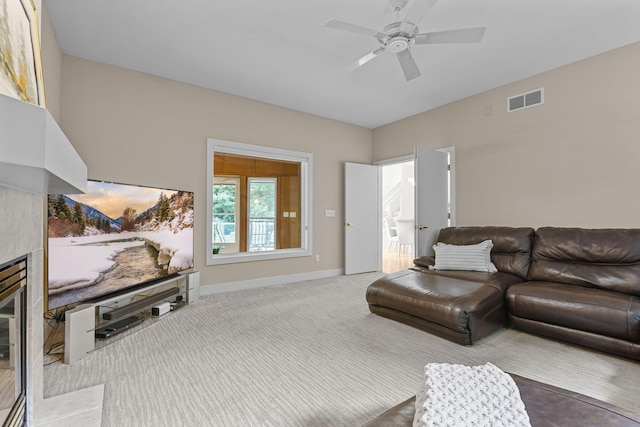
xmin=507 ymin=88 xmax=544 ymax=112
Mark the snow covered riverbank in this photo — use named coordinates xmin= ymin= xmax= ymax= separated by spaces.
xmin=48 ymin=228 xmax=193 ymax=295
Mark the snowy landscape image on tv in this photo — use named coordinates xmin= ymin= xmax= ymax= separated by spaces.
xmin=47 ymin=180 xmax=194 ymax=310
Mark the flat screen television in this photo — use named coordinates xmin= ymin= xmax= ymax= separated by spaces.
xmin=46 ymin=179 xmax=194 ymax=310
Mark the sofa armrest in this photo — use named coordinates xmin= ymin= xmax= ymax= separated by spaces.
xmin=413 ymin=256 xmax=434 ymax=268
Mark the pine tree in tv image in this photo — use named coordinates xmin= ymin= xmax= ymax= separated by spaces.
xmin=47 ymin=181 xmax=194 ymax=309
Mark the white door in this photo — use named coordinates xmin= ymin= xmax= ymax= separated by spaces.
xmin=414 ymin=147 xmax=450 ymax=257
xmin=344 ymin=163 xmax=380 ymax=274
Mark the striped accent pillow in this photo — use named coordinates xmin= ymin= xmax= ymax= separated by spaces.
xmin=432 ymin=240 xmax=498 ymax=272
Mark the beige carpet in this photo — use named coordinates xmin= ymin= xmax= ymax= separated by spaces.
xmin=43 ymin=272 xmax=640 ymax=426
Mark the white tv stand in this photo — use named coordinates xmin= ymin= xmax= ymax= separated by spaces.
xmin=64 ymin=271 xmax=200 ymax=364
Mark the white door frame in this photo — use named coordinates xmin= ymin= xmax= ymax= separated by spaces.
xmin=374 ymin=146 xmax=456 ymax=255
xmin=440 ymin=146 xmax=456 ymax=226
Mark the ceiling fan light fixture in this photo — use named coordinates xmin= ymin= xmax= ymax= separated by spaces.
xmin=386 ymin=36 xmax=410 ymax=53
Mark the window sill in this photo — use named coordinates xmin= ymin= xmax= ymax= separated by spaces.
xmin=206 ymin=248 xmax=312 ymax=265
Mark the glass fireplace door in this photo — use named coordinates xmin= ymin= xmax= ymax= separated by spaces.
xmin=0 ymin=257 xmax=27 ymax=426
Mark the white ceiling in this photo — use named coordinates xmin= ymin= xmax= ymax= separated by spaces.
xmin=43 ymin=0 xmax=640 ymax=129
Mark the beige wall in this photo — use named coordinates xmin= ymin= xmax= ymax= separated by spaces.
xmin=40 ymin=7 xmax=62 ymax=121
xmin=373 ymin=42 xmax=640 ymax=229
xmin=57 ymin=56 xmax=372 ymax=287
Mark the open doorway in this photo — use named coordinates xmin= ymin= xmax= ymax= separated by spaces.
xmin=345 ymin=148 xmax=454 ymax=275
xmin=381 ymin=160 xmax=415 ymax=273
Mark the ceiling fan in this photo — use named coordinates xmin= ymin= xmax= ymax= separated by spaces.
xmin=324 ymin=0 xmax=485 ymax=81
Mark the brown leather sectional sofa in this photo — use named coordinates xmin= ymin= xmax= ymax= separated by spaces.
xmin=366 ymin=226 xmax=640 ymax=360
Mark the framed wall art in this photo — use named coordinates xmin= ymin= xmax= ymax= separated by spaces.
xmin=0 ymin=0 xmax=45 ymax=106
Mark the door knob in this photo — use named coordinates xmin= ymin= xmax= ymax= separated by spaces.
xmin=417 ymin=224 xmax=428 ymax=230
xmin=346 ymin=222 xmax=354 ymax=227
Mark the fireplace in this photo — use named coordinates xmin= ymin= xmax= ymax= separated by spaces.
xmin=0 ymin=256 xmax=27 ymax=426
xmin=1 ymin=90 xmax=88 ymax=425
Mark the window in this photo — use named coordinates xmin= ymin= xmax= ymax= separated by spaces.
xmin=248 ymin=178 xmax=276 ymax=251
xmin=213 ymin=177 xmax=239 ymax=247
xmin=206 ymin=139 xmax=313 ymax=265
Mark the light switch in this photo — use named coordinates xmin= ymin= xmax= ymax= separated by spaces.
xmin=283 ymin=212 xmax=289 ymax=217
xmin=290 ymin=212 xmax=296 ymax=218
xmin=325 ymin=210 xmax=336 ymax=217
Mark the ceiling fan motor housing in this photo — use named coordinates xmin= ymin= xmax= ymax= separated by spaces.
xmin=387 ymin=36 xmax=410 ymax=52
xmin=381 ymin=22 xmax=418 ymax=52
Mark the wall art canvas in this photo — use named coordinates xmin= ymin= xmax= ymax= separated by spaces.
xmin=0 ymin=0 xmax=43 ymax=105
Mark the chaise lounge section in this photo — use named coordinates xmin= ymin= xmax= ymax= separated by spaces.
xmin=366 ymin=227 xmax=534 ymax=345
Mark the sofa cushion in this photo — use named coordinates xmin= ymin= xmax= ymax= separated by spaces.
xmin=410 ymin=266 xmax=523 ymax=293
xmin=506 ymin=282 xmax=640 ymax=343
xmin=367 ymin=271 xmax=490 ymax=334
xmin=529 ymin=227 xmax=640 ymax=297
xmin=432 ymin=240 xmax=497 ymax=273
xmin=366 ymin=269 xmax=521 ymax=342
xmin=434 ymin=227 xmax=535 ymax=279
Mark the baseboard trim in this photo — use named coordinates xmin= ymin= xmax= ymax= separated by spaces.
xmin=200 ymin=269 xmax=344 ymax=295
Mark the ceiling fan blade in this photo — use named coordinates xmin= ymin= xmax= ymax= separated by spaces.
xmin=400 ymin=0 xmax=438 ymax=33
xmin=396 ymin=49 xmax=421 ymax=81
xmin=414 ymin=27 xmax=486 ymax=44
xmin=324 ymin=19 xmax=387 ymax=41
xmin=345 ymin=47 xmax=385 ymax=73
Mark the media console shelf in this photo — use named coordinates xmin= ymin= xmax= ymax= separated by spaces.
xmin=102 ymin=287 xmax=179 ymax=320
xmin=94 ymin=316 xmax=144 ymax=339
xmin=64 ymin=271 xmax=200 ymax=364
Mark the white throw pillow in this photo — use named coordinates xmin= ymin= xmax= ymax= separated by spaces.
xmin=431 ymin=240 xmax=497 ymax=273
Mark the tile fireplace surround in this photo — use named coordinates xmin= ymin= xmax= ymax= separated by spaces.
xmin=1 ymin=187 xmax=46 ymax=425
xmin=1 ymin=95 xmax=101 ymax=425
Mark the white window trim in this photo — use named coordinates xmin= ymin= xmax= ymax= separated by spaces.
xmin=206 ymin=138 xmax=313 ymax=265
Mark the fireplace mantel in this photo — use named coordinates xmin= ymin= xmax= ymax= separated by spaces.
xmin=0 ymin=94 xmax=87 ymax=195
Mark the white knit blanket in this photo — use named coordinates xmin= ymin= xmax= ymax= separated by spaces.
xmin=413 ymin=363 xmax=531 ymax=427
